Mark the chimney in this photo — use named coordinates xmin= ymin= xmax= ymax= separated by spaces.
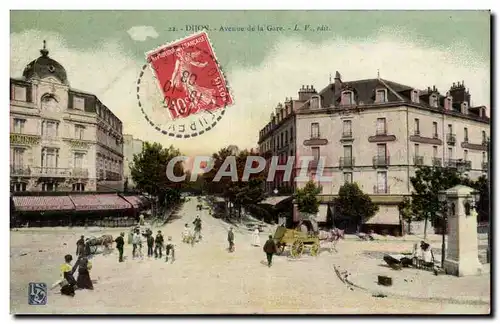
xmin=444 ymin=92 xmax=453 ymax=110
xmin=298 ymin=84 xmax=317 ymax=101
xmin=334 ymin=71 xmax=342 ymax=94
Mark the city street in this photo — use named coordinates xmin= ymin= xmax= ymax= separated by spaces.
xmin=10 ymin=198 xmax=490 ymax=314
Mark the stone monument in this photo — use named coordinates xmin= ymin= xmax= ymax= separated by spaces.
xmin=440 ymin=185 xmax=482 ymax=277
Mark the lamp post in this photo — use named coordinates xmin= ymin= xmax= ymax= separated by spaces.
xmin=437 ymin=190 xmax=447 ymax=267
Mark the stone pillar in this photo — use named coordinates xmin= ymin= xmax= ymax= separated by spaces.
xmin=443 ymin=185 xmax=482 ymax=277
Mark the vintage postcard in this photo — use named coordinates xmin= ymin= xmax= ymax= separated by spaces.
xmin=9 ymin=10 xmax=491 ymax=315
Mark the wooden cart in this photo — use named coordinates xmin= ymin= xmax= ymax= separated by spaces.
xmin=273 ymin=219 xmax=321 ymax=258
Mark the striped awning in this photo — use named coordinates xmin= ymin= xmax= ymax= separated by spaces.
xmin=13 ymin=196 xmax=75 ymax=212
xmin=121 ymin=195 xmax=143 ymax=208
xmin=70 ymin=194 xmax=131 ymax=211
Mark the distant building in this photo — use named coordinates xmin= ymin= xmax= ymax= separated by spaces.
xmin=10 ymin=41 xmax=124 ymax=193
xmin=258 ymin=71 xmax=490 ymax=233
xmin=123 ymin=134 xmax=144 ymax=187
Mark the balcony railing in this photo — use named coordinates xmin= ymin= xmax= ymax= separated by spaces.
xmin=372 ymin=155 xmax=390 ymax=167
xmin=413 ymin=155 xmax=424 ymax=166
xmin=432 ymin=133 xmax=439 ymax=139
xmin=414 ymin=130 xmax=421 ymax=136
xmin=10 ymin=165 xmax=31 ymax=176
xmin=339 ymin=157 xmax=355 ymax=169
xmin=342 ymin=130 xmax=353 ymax=138
xmin=375 ymin=129 xmax=388 ymax=136
xmin=463 ymin=137 xmax=469 ymax=143
xmin=482 ymin=162 xmax=488 ymax=171
xmin=445 ymin=159 xmax=471 ymax=171
xmin=31 ymin=166 xmax=71 ymax=177
xmin=310 ymin=132 xmax=321 ymax=139
xmin=446 ymin=133 xmax=456 ymax=145
xmin=71 ymin=168 xmax=89 ymax=178
xmin=432 ymin=157 xmax=442 ymax=167
xmin=373 ymin=185 xmax=390 ymax=194
xmin=105 ymin=170 xmax=122 ymax=181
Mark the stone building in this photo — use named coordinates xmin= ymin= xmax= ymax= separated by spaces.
xmin=123 ymin=134 xmax=144 ymax=187
xmin=257 ymin=71 xmax=490 ymax=232
xmin=10 ymin=41 xmax=124 ymax=193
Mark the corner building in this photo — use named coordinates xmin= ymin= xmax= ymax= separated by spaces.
xmin=10 ymin=42 xmax=124 ymax=193
xmin=258 ymin=71 xmax=490 ymax=233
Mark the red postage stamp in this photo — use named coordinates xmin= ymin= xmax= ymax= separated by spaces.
xmin=146 ymin=31 xmax=233 ymax=120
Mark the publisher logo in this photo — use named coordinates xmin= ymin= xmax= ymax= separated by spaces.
xmin=28 ymin=282 xmax=47 ymax=305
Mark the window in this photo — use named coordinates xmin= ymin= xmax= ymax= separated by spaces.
xmin=74 ymin=152 xmax=84 ymax=169
xmin=41 ymin=148 xmax=58 ymax=168
xmin=447 ymin=124 xmax=453 ymax=134
xmin=12 ymin=148 xmax=24 ymax=167
xmin=343 ymin=145 xmax=352 ymax=158
xmin=72 ymin=183 xmax=85 ymax=192
xmin=343 ymin=172 xmax=353 ymax=184
xmin=75 ymin=125 xmax=85 ymax=140
xmin=310 ymin=96 xmax=320 ymax=109
xmin=411 ymin=90 xmax=420 ymax=103
xmin=376 ymin=171 xmax=387 ymax=193
xmin=280 ymin=133 xmax=284 ymax=147
xmin=430 ymin=94 xmax=438 ymax=108
xmin=42 ymin=182 xmax=57 ymax=192
xmin=42 ymin=121 xmax=58 ymax=138
xmin=376 ymin=89 xmax=387 ymax=103
xmin=376 ymin=118 xmax=387 ymax=135
xmin=432 ymin=122 xmax=438 ymax=138
xmin=464 ymin=150 xmax=468 ymax=161
xmin=448 ymin=148 xmax=453 ymax=159
xmin=482 ymin=131 xmax=487 ymax=143
xmin=343 ymin=120 xmax=352 ymax=136
xmin=290 ymin=127 xmax=293 ymax=140
xmin=414 ymin=144 xmax=420 ymax=156
xmin=285 ymin=130 xmax=288 ymax=145
xmin=414 ymin=118 xmax=420 ymax=135
xmin=464 ymin=128 xmax=468 ymax=142
xmin=341 ymin=91 xmax=353 ymax=105
xmin=13 ymin=118 xmax=26 ymax=134
xmin=13 ymin=85 xmax=27 ymax=101
xmin=311 ymin=122 xmax=320 ymax=138
xmin=311 ymin=147 xmax=320 ymax=161
xmin=73 ymin=96 xmax=85 ymax=110
xmin=433 ymin=146 xmax=438 ymax=158
xmin=482 ymin=152 xmax=486 ymax=163
xmin=12 ymin=182 xmax=27 ymax=192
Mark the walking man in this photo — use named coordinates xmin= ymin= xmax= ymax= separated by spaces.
xmin=76 ymin=235 xmax=85 ymax=257
xmin=227 ymin=227 xmax=235 ymax=252
xmin=193 ymin=215 xmax=202 ymax=241
xmin=165 ymin=236 xmax=175 ymax=263
xmin=146 ymin=230 xmax=155 ymax=257
xmin=263 ymin=235 xmax=278 ymax=267
xmin=115 ymin=232 xmax=125 ymax=262
xmin=155 ymin=230 xmax=164 ymax=258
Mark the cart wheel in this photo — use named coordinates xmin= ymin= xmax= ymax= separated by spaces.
xmin=310 ymin=242 xmax=320 ymax=256
xmin=291 ymin=239 xmax=304 ymax=258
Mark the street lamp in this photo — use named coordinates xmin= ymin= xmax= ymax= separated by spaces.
xmin=437 ymin=190 xmax=448 ymax=268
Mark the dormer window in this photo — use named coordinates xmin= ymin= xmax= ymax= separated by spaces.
xmin=341 ymin=91 xmax=353 ymax=105
xmin=411 ymin=90 xmax=420 ymax=103
xmin=73 ymin=96 xmax=85 ymax=110
xmin=461 ymin=102 xmax=469 ymax=114
xmin=12 ymin=85 xmax=27 ymax=101
xmin=310 ymin=95 xmax=320 ymax=109
xmin=375 ymin=89 xmax=387 ymax=103
xmin=430 ymin=94 xmax=438 ymax=108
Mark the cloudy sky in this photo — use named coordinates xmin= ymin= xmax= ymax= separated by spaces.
xmin=10 ymin=11 xmax=490 ymax=157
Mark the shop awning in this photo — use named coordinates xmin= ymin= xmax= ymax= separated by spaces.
xmin=13 ymin=196 xmax=75 ymax=212
xmin=121 ymin=195 xmax=143 ymax=208
xmin=366 ymin=205 xmax=400 ymax=225
xmin=260 ymin=196 xmax=292 ymax=206
xmin=70 ymin=194 xmax=131 ymax=211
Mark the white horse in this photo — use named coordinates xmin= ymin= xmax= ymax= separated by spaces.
xmin=318 ymin=228 xmax=345 ymax=253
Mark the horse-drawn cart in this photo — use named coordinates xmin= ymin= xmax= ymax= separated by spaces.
xmin=86 ymin=235 xmax=114 ymax=255
xmin=273 ymin=219 xmax=321 ymax=258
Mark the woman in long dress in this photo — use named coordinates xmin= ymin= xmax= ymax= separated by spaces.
xmin=76 ymin=256 xmax=94 ymax=290
xmin=252 ymin=229 xmax=261 ymax=247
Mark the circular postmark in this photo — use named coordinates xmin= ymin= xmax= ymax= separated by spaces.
xmin=136 ymin=33 xmax=232 ymax=139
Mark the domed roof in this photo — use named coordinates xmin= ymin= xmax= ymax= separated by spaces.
xmin=22 ymin=40 xmax=69 ymax=85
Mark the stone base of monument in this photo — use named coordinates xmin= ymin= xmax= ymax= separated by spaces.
xmin=444 ymin=259 xmax=482 ymax=277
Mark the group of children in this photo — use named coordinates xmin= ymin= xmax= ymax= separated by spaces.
xmin=131 ymin=228 xmax=176 ymax=263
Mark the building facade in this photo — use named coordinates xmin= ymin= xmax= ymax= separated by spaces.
xmin=10 ymin=42 xmax=124 ymax=193
xmin=258 ymin=71 xmax=490 ymax=230
xmin=123 ymin=134 xmax=144 ymax=187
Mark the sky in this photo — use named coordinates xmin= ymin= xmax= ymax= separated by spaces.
xmin=10 ymin=11 xmax=490 ymax=157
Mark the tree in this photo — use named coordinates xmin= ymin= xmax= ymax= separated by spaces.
xmin=295 ymin=180 xmax=322 ymax=215
xmin=333 ymin=182 xmax=378 ymax=232
xmin=410 ymin=166 xmax=463 ymax=240
xmin=129 ymin=142 xmax=184 ymax=216
xmin=398 ymin=197 xmax=413 ymax=235
xmin=462 ymin=175 xmax=489 ymax=223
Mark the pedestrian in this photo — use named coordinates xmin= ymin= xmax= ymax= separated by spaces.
xmin=263 ymin=235 xmax=278 ymax=267
xmin=76 ymin=256 xmax=93 ymax=290
xmin=252 ymin=228 xmax=261 ymax=247
xmin=227 ymin=227 xmax=235 ymax=252
xmin=76 ymin=235 xmax=85 ymax=257
xmin=193 ymin=215 xmax=202 ymax=241
xmin=165 ymin=236 xmax=175 ymax=263
xmin=155 ymin=230 xmax=164 ymax=258
xmin=147 ymin=230 xmax=154 ymax=257
xmin=132 ymin=229 xmax=142 ymax=259
xmin=115 ymin=232 xmax=125 ymax=262
xmin=59 ymin=254 xmax=78 ymax=297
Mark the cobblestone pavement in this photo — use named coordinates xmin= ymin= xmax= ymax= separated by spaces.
xmin=10 ymin=198 xmax=491 ymax=314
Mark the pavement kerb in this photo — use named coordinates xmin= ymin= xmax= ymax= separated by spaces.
xmin=332 ymin=264 xmax=490 ymax=306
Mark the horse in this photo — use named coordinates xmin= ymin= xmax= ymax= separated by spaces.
xmin=318 ymin=228 xmax=345 ymax=253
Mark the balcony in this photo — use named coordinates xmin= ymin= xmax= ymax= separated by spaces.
xmin=446 ymin=133 xmax=456 ymax=145
xmin=31 ymin=166 xmax=71 ymax=177
xmin=373 ymin=185 xmax=390 ymax=194
xmin=10 ymin=165 xmax=31 ymax=176
xmin=339 ymin=157 xmax=355 ymax=169
xmin=340 ymin=130 xmax=354 ymax=142
xmin=71 ymin=168 xmax=89 ymax=178
xmin=368 ymin=131 xmax=396 ymax=143
xmin=372 ymin=155 xmax=390 ymax=168
xmin=444 ymin=159 xmax=471 ymax=171
xmin=432 ymin=157 xmax=442 ymax=167
xmin=10 ymin=133 xmax=41 ymax=146
xmin=413 ymin=155 xmax=424 ymax=166
xmin=482 ymin=162 xmax=488 ymax=171
xmin=105 ymin=170 xmax=122 ymax=181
